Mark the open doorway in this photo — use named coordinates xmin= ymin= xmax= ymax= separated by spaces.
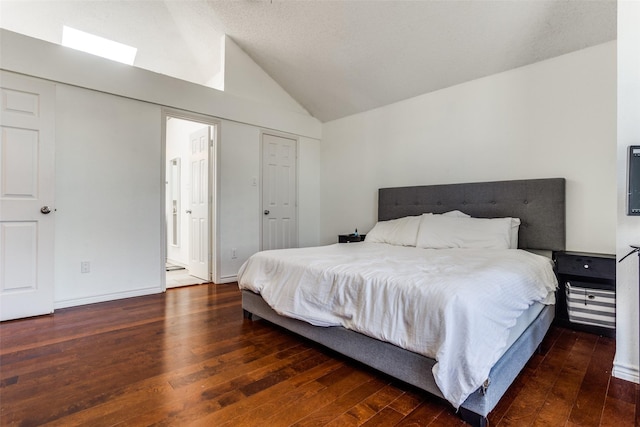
xmin=163 ymin=111 xmax=218 ymax=288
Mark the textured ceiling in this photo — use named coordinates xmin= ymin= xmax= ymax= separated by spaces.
xmin=208 ymin=0 xmax=616 ymax=122
xmin=0 ymin=1 xmax=616 ymax=123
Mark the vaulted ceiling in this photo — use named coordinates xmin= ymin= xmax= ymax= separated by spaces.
xmin=0 ymin=0 xmax=616 ymax=122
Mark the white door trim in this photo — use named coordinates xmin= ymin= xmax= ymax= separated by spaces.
xmin=259 ymin=130 xmax=299 ymax=251
xmin=161 ymin=108 xmax=220 ymax=288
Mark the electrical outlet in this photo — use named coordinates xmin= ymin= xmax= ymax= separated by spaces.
xmin=232 ymin=248 xmax=237 ymax=259
xmin=81 ymin=261 xmax=90 ymax=274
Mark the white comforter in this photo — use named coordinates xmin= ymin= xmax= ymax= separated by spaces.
xmin=237 ymin=243 xmax=557 ymax=408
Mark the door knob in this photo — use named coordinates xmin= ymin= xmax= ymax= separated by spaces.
xmin=185 ymin=210 xmax=192 ymax=214
xmin=40 ymin=206 xmax=51 ymax=214
xmin=264 ymin=210 xmax=270 ymax=215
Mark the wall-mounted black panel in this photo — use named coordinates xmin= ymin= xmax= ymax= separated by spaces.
xmin=629 ymin=145 xmax=640 ymax=215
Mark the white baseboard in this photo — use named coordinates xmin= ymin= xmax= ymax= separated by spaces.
xmin=54 ymin=286 xmax=163 ymax=310
xmin=613 ymin=361 xmax=640 ymax=384
xmin=217 ymin=275 xmax=238 ymax=284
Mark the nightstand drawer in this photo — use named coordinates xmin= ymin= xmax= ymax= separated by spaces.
xmin=555 ymin=252 xmax=615 ymax=280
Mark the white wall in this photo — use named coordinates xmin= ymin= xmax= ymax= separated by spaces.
xmin=218 ymin=120 xmax=261 ymax=280
xmin=1 ymin=30 xmax=322 ymax=307
xmin=298 ymin=136 xmax=321 ymax=247
xmin=217 ymin=121 xmax=322 ymax=281
xmin=614 ymin=1 xmax=640 ymax=384
xmin=320 ymin=42 xmax=617 ymax=254
xmin=165 ymin=116 xmax=322 ymax=283
xmin=54 ymin=84 xmax=163 ymax=307
xmin=223 ymin=35 xmax=309 ymax=116
xmin=0 ymin=29 xmax=321 ymax=140
xmin=164 ymin=115 xmax=322 ymax=283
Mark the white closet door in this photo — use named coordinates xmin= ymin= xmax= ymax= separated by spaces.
xmin=0 ymin=71 xmax=56 ymax=321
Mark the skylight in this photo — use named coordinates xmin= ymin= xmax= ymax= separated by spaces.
xmin=62 ymin=26 xmax=137 ymax=65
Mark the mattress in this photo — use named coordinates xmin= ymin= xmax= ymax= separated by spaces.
xmin=504 ymin=301 xmax=544 ymax=356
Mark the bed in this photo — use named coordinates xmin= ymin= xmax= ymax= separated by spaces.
xmin=239 ymin=178 xmax=565 ymax=426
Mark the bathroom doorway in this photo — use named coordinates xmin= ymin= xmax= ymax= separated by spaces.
xmin=164 ymin=111 xmax=218 ymax=288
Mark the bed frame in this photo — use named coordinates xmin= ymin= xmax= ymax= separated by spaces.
xmin=242 ymin=178 xmax=566 ymax=426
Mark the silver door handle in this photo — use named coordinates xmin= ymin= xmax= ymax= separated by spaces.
xmin=40 ymin=206 xmax=51 ymax=214
xmin=185 ymin=210 xmax=192 ymax=214
xmin=264 ymin=210 xmax=270 ymax=215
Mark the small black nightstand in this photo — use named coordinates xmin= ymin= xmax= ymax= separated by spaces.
xmin=338 ymin=234 xmax=366 ymax=243
xmin=553 ymin=251 xmax=616 ymax=337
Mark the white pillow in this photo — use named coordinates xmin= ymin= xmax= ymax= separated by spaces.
xmin=441 ymin=210 xmax=471 ymax=218
xmin=508 ymin=218 xmax=521 ymax=249
xmin=416 ymin=215 xmax=513 ymax=249
xmin=365 ymin=215 xmax=422 ymax=246
xmin=430 ymin=211 xmax=520 ymax=249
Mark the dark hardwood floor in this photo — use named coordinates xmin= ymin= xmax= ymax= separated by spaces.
xmin=0 ymin=283 xmax=636 ymax=426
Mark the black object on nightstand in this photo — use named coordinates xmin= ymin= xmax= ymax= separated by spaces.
xmin=553 ymin=251 xmax=616 ymax=337
xmin=338 ymin=234 xmax=366 ymax=243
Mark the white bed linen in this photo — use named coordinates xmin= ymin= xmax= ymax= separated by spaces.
xmin=237 ymin=243 xmax=557 ymax=408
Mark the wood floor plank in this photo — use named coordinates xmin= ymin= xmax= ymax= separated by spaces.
xmin=328 ymin=383 xmax=405 ymax=426
xmin=568 ymin=336 xmax=616 ymax=426
xmin=531 ymin=332 xmax=597 ymax=426
xmin=426 ymin=408 xmax=466 ymax=426
xmin=386 ymin=388 xmax=425 ymax=416
xmin=201 ymin=369 xmax=338 ymax=426
xmin=291 ymin=377 xmax=389 ymax=427
xmin=194 ymin=359 xmax=345 ymax=426
xmin=607 ymin=376 xmax=637 ymax=405
xmin=154 ymin=348 xmax=326 ymax=425
xmin=260 ymin=367 xmax=375 ymax=426
xmin=394 ymin=398 xmax=447 ymax=426
xmin=0 ymin=283 xmax=632 ymax=427
xmin=600 ymin=394 xmax=636 ymax=427
xmin=359 ymin=406 xmax=404 ymax=426
xmin=498 ymin=329 xmax=583 ymax=426
xmin=637 ymin=383 xmax=640 ymax=427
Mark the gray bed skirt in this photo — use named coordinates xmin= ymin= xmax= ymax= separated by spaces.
xmin=242 ymin=289 xmax=554 ymax=426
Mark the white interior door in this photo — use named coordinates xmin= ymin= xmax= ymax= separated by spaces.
xmin=0 ymin=71 xmax=55 ymax=321
xmin=262 ymin=133 xmax=297 ymax=250
xmin=188 ymin=127 xmax=210 ymax=281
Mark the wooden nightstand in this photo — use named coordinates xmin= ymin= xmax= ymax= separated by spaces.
xmin=553 ymin=251 xmax=616 ymax=337
xmin=338 ymin=234 xmax=366 ymax=243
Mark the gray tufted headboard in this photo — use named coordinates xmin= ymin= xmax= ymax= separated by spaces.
xmin=378 ymin=178 xmax=566 ymax=251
